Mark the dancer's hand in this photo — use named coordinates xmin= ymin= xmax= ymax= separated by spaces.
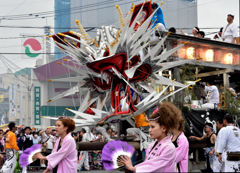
xmin=209 ymin=150 xmax=213 ymax=155
xmin=36 ymin=152 xmax=45 ymax=160
xmin=121 ymin=156 xmax=136 ymax=172
xmin=43 ymin=168 xmax=50 ymax=173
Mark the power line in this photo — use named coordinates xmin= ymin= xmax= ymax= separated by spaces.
xmin=0 ymin=0 xmax=140 ymax=20
xmin=0 ymin=0 xmax=230 ymax=21
xmin=0 ymin=25 xmax=100 ymax=29
xmin=0 ymin=0 xmax=51 ymax=8
xmin=0 ymin=26 xmax=239 ymax=40
xmin=0 ymin=55 xmax=31 ymax=88
xmin=1 ymin=25 xmax=238 ymax=30
xmin=2 ymin=0 xmax=28 ymax=17
xmin=0 ymin=35 xmax=44 ymax=39
xmin=0 ymin=0 xmax=123 ymax=20
xmin=0 ymin=55 xmax=31 ymax=79
xmin=0 ymin=0 xmax=112 ymax=18
xmin=0 ymin=53 xmax=61 ymax=54
xmin=0 ymin=27 xmax=97 ymax=39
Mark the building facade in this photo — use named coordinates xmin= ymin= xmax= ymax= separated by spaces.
xmin=0 ymin=68 xmax=32 ymax=126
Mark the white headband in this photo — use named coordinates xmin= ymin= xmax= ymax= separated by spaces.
xmin=193 ymin=27 xmax=198 ymax=32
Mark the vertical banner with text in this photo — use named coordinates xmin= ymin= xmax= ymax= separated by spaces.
xmin=9 ymin=84 xmax=16 ymax=117
xmin=34 ymin=87 xmax=41 ymax=125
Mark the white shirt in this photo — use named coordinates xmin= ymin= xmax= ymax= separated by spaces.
xmin=41 ymin=132 xmax=55 ymax=149
xmin=23 ymin=134 xmax=33 ymax=141
xmin=216 ymin=125 xmax=240 ymax=153
xmin=204 ymin=85 xmax=219 ymax=104
xmin=215 ymin=128 xmax=223 ymax=150
xmin=82 ymin=132 xmax=95 ymax=142
xmin=215 ymin=127 xmax=227 ymax=162
xmin=222 ymin=23 xmax=238 ymax=43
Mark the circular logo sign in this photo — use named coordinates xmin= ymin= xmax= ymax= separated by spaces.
xmin=23 ymin=38 xmax=42 ymax=58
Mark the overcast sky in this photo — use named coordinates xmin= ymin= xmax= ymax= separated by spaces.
xmin=0 ymin=0 xmax=239 ymax=74
xmin=198 ymin=0 xmax=239 ymax=38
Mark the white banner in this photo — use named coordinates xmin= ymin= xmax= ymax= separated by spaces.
xmin=9 ymin=84 xmax=16 ymax=117
xmin=21 ymin=37 xmax=43 ymax=59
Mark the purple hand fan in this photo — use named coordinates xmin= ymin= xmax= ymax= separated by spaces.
xmin=20 ymin=144 xmax=42 ymax=167
xmin=102 ymin=140 xmax=135 ymax=171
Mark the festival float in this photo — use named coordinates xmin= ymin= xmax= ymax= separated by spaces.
xmin=34 ymin=0 xmax=240 ymax=171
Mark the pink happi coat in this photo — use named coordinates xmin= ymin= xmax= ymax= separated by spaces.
xmin=172 ymin=132 xmax=189 ymax=172
xmin=135 ymin=136 xmax=176 ymax=173
xmin=47 ymin=133 xmax=77 ymax=173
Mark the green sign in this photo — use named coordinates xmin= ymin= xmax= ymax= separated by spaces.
xmin=34 ymin=87 xmax=41 ymax=125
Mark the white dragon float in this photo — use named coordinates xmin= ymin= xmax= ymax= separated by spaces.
xmin=42 ymin=0 xmax=199 ymax=142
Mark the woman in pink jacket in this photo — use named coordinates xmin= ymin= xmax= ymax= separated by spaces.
xmin=36 ymin=117 xmax=77 ymax=173
xmin=121 ymin=102 xmax=180 ymax=173
xmin=171 ymin=115 xmax=189 ymax=172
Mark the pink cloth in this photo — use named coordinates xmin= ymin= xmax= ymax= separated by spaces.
xmin=152 ymin=107 xmax=159 ymax=114
xmin=172 ymin=132 xmax=189 ymax=172
xmin=0 ymin=138 xmax=5 ymax=148
xmin=47 ymin=133 xmax=77 ymax=173
xmin=135 ymin=136 xmax=176 ymax=173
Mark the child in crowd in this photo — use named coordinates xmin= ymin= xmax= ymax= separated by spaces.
xmin=32 ymin=132 xmax=41 ymax=145
xmin=41 ymin=142 xmax=48 ymax=167
xmin=92 ymin=150 xmax=100 ymax=169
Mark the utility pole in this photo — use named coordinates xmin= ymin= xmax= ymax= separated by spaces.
xmin=20 ymin=83 xmax=23 ymax=125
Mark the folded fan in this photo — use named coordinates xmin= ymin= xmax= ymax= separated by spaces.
xmin=102 ymin=140 xmax=135 ymax=171
xmin=19 ymin=144 xmax=42 ymax=167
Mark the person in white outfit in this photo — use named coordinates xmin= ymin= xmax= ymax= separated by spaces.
xmin=77 ymin=127 xmax=92 ymax=171
xmin=216 ymin=114 xmax=240 ymax=172
xmin=212 ymin=118 xmax=226 ymax=172
xmin=222 ymin=14 xmax=238 ymax=44
xmin=180 ymin=27 xmax=200 ymax=37
xmin=196 ymin=81 xmax=220 ymax=109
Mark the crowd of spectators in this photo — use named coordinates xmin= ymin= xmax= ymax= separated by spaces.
xmin=0 ymin=125 xmax=116 ymax=171
xmin=167 ymin=14 xmax=238 ymax=44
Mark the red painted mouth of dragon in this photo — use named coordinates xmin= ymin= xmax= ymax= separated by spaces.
xmin=87 ymin=52 xmax=151 ymax=120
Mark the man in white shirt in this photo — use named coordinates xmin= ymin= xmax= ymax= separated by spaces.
xmin=197 ymin=81 xmax=220 ymax=109
xmin=222 ymin=14 xmax=238 ymax=44
xmin=217 ymin=115 xmax=240 ymax=172
xmin=180 ymin=27 xmax=200 ymax=37
xmin=39 ymin=128 xmax=55 ymax=150
xmin=77 ymin=127 xmax=92 ymax=171
xmin=212 ymin=118 xmax=225 ymax=172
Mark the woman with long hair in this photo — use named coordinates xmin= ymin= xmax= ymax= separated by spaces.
xmin=171 ymin=115 xmax=189 ymax=172
xmin=36 ymin=116 xmax=77 ymax=173
xmin=121 ymin=102 xmax=180 ymax=172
